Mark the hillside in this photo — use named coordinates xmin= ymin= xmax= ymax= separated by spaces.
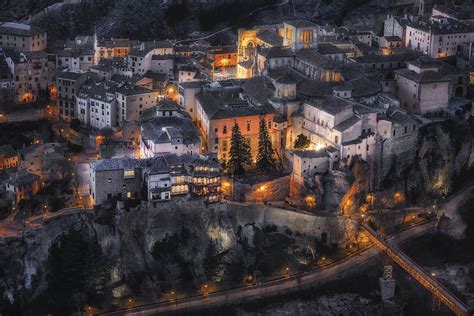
xmin=0 ymin=0 xmax=397 ymax=44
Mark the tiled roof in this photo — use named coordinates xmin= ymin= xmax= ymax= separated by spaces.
xmin=317 ymin=43 xmax=346 ymax=55
xmin=306 ymin=96 xmax=354 ymax=115
xmin=141 ymin=113 xmax=200 ymax=145
xmin=0 ymin=22 xmax=45 ymax=37
xmin=57 ymin=71 xmax=86 ymax=81
xmin=259 ymin=47 xmax=294 ymax=58
xmin=406 ymin=17 xmax=474 ymax=35
xmin=284 ymin=20 xmax=318 ymax=28
xmin=196 ymin=92 xmax=276 ymax=120
xmin=334 ymin=115 xmax=360 ymax=132
xmin=296 ymin=49 xmax=342 ymax=70
xmin=395 ymin=69 xmax=449 ymax=83
xmin=257 ymin=29 xmax=283 ymax=47
xmin=293 ymin=149 xmax=329 ymax=159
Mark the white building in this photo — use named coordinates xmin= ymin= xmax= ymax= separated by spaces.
xmin=395 ymin=58 xmax=451 ymax=116
xmin=405 ymin=16 xmax=474 ymax=59
xmin=140 ymin=100 xmax=201 ymax=158
xmin=57 ymin=49 xmax=94 ymax=72
xmin=76 ymin=80 xmax=118 ymax=130
xmin=282 ymin=20 xmax=318 ymax=51
xmin=150 ymin=54 xmax=174 ymax=75
xmin=115 ymin=84 xmax=157 ymax=124
xmin=178 ymin=65 xmax=200 ymax=83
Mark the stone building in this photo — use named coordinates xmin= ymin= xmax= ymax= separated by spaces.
xmin=89 ymin=154 xmax=221 ymax=205
xmin=56 ymin=71 xmax=92 ymax=121
xmin=194 ymin=87 xmax=279 ymax=161
xmin=0 ymin=22 xmax=47 ymax=52
xmin=0 ymin=145 xmax=18 ymax=170
xmin=94 ymin=38 xmax=134 ymax=64
xmin=115 ymin=83 xmax=157 ymax=124
xmin=405 ymin=16 xmax=474 ymax=59
xmin=140 ymin=99 xmax=202 ymax=158
xmin=395 ymin=58 xmax=451 ymax=116
xmin=57 ymin=48 xmax=94 ymax=72
xmin=5 ymin=170 xmax=40 ymax=205
xmin=2 ymin=49 xmax=55 ymax=103
xmin=18 ymin=143 xmax=69 ymax=181
xmin=76 ymin=80 xmax=119 ymax=130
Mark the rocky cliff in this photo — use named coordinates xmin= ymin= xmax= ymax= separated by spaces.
xmin=0 ymin=200 xmax=352 ymax=314
xmin=338 ymin=117 xmax=473 ymax=215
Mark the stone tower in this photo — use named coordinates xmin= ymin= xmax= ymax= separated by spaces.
xmin=379 ymin=265 xmax=396 ymax=301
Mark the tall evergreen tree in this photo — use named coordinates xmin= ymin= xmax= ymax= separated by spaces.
xmin=229 ymin=121 xmax=251 ymax=176
xmin=256 ymin=116 xmax=275 ymax=171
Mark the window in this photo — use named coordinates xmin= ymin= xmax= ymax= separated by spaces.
xmin=124 ymin=169 xmax=135 ymax=178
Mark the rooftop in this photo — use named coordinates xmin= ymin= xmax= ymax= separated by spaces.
xmin=293 ymin=149 xmax=329 ymax=159
xmin=406 ymin=16 xmax=474 ymax=35
xmin=196 ymin=92 xmax=276 ymax=120
xmin=257 ymin=29 xmax=283 ymax=47
xmin=306 ymin=95 xmax=354 ymax=116
xmin=0 ymin=22 xmax=45 ymax=37
xmin=0 ymin=145 xmax=16 ymax=157
xmin=317 ymin=43 xmax=346 ymax=55
xmin=259 ymin=47 xmax=294 ymax=59
xmin=395 ymin=68 xmax=449 ymax=83
xmin=334 ymin=115 xmax=361 ymax=132
xmin=284 ymin=20 xmax=318 ymax=28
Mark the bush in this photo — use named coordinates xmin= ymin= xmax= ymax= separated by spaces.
xmin=294 ymin=134 xmax=310 ymax=150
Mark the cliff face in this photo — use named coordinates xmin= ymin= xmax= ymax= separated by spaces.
xmin=0 ymin=201 xmax=351 ymax=314
xmin=337 ymin=118 xmax=473 ymax=214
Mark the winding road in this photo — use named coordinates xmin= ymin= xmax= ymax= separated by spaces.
xmin=96 ymin=221 xmax=435 ymax=316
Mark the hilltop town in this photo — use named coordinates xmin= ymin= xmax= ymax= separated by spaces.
xmin=0 ymin=0 xmax=474 ymax=315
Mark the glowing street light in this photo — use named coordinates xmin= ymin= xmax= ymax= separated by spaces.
xmin=305 ymin=195 xmax=316 ymax=208
xmin=393 ymin=192 xmax=404 ymax=203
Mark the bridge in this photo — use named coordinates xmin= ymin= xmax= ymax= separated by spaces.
xmin=361 ymin=223 xmax=469 ymax=316
xmin=95 ymin=221 xmax=434 ymax=316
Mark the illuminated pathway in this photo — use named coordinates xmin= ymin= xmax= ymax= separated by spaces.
xmin=361 ymin=223 xmax=469 ymax=316
xmin=96 ymin=221 xmax=435 ymax=316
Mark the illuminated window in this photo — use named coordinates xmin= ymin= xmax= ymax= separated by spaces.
xmin=124 ymin=169 xmax=135 ymax=178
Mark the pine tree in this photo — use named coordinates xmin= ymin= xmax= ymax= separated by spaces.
xmin=256 ymin=116 xmax=275 ymax=171
xmin=229 ymin=121 xmax=251 ymax=176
